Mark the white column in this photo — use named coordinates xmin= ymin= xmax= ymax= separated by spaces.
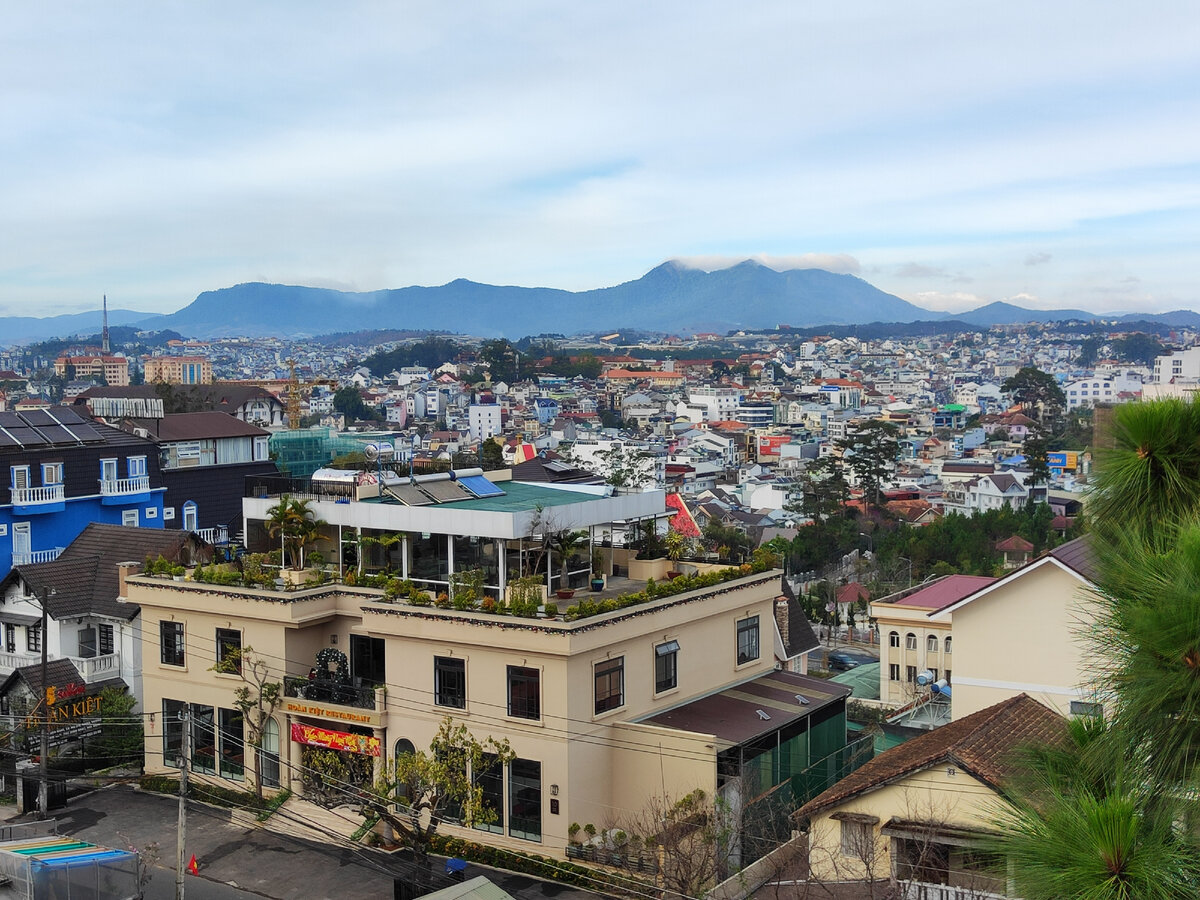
xmin=401 ymin=534 xmax=409 ymax=580
xmin=446 ymin=534 xmax=455 ymax=597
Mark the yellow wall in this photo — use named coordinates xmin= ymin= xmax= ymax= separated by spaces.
xmin=942 ymin=561 xmax=1101 ymax=720
xmin=132 ymin=570 xmax=781 ymax=856
xmin=806 ymin=767 xmax=1001 ymax=883
xmin=871 ymin=602 xmax=953 ymax=705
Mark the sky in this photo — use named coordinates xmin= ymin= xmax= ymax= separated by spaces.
xmin=2 ymin=1 xmax=1199 ymax=321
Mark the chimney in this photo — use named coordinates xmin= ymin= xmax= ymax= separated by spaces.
xmin=117 ymin=560 xmax=142 ymax=601
xmin=775 ymin=597 xmax=790 ymax=647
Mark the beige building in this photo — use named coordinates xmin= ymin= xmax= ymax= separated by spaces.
xmin=930 ymin=537 xmax=1103 ymax=720
xmin=54 ymin=355 xmax=129 ymax=387
xmin=134 ymin=475 xmax=844 ymax=859
xmin=797 ymin=693 xmax=1062 ymax=896
xmin=143 ymin=355 xmax=213 ymax=385
xmin=871 ymin=575 xmax=994 ymax=707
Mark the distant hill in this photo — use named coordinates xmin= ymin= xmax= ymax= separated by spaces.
xmin=135 ymin=261 xmax=929 ymax=339
xmin=0 ymin=309 xmax=164 ymax=346
xmin=2 ymin=261 xmax=1195 ymax=342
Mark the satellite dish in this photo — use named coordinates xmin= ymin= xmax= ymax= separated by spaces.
xmin=916 ymin=669 xmax=934 ymax=686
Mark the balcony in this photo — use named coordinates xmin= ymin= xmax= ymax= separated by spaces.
xmin=12 ymin=547 xmax=64 ymax=566
xmin=11 ymin=484 xmax=65 ymax=515
xmin=284 ymin=675 xmax=377 ymax=710
xmin=66 ymin=653 xmax=121 ymax=683
xmin=0 ymin=651 xmax=41 ymax=675
xmin=100 ymin=476 xmax=151 ymax=505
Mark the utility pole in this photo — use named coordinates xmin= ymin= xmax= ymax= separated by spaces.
xmin=176 ymin=704 xmax=190 ymax=900
xmin=37 ymin=585 xmax=50 ymax=820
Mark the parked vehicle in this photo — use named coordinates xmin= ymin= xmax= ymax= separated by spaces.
xmin=826 ymin=649 xmax=877 ymax=671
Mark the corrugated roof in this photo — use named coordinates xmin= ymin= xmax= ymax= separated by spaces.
xmin=1048 ymin=535 xmax=1098 ymax=582
xmin=643 ymin=671 xmax=849 ymax=746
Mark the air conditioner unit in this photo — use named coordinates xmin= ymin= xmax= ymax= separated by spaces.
xmin=134 ymin=427 xmax=150 ymax=439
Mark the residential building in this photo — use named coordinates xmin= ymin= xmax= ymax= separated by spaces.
xmin=871 ymin=576 xmax=994 ymax=707
xmin=143 ymin=355 xmax=214 ymax=385
xmin=796 ymin=693 xmax=1063 ymax=894
xmin=1 ymin=408 xmax=166 ymax=575
xmin=136 ymin=475 xmax=860 ymax=860
xmin=54 ymin=355 xmax=130 ymax=387
xmin=929 ymin=536 xmax=1103 ymax=720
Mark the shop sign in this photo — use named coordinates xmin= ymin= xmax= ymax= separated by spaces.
xmin=282 ymin=699 xmax=381 ymax=727
xmin=290 ymin=722 xmax=381 ymax=757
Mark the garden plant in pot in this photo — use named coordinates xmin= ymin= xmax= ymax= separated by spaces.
xmin=665 ymin=530 xmax=691 ymax=580
xmin=551 ymin=529 xmax=588 ymax=599
xmin=590 ymin=548 xmax=605 ymax=592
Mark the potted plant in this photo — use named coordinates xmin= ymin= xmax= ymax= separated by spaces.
xmin=665 ymin=531 xmax=690 ymax=579
xmin=551 ymin=529 xmax=588 ymax=599
xmin=590 ymin=548 xmax=605 ymax=592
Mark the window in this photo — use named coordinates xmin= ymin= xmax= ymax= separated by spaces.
xmin=507 ymin=666 xmax=540 ymax=720
xmin=219 ymin=707 xmax=245 ymax=779
xmin=41 ymin=463 xmax=63 ymax=485
xmin=163 ymin=699 xmax=186 ymax=768
xmin=889 ymin=664 xmax=900 ymax=682
xmin=594 ymin=657 xmax=624 ymax=714
xmin=122 ymin=509 xmax=138 ymax=527
xmin=905 ymin=633 xmax=917 ymax=650
xmin=473 ymin=753 xmax=504 ymax=834
xmin=100 ymin=458 xmax=118 ymax=482
xmin=78 ymin=627 xmax=96 ymax=658
xmin=259 ymin=718 xmax=281 ymax=788
xmin=929 ymin=668 xmax=938 ymax=681
xmin=350 ymin=635 xmax=386 ymax=687
xmin=840 ymin=819 xmax=874 ymax=860
xmin=182 ymin=502 xmax=198 ymax=532
xmin=10 ymin=466 xmax=29 ymax=490
xmin=216 ymin=628 xmax=241 ymax=671
xmin=945 ymin=669 xmax=951 ymax=682
xmin=254 ymin=436 xmax=269 ymax=461
xmin=26 ymin=624 xmax=41 ymax=653
xmin=944 ymin=636 xmax=952 ymax=654
xmin=906 ymin=665 xmax=917 ymax=683
xmin=1070 ymin=700 xmax=1104 ymax=718
xmin=435 ymin=656 xmax=466 ymax=709
xmin=128 ymin=456 xmax=147 ymax=477
xmin=736 ymin=616 xmax=760 ymax=665
xmin=655 ymin=640 xmax=679 ymax=693
xmin=99 ymin=623 xmax=114 ymax=655
xmin=926 ymin=634 xmax=938 ymax=653
xmin=175 ymin=442 xmax=201 ymax=466
xmin=888 ymin=631 xmax=899 ymax=648
xmin=4 ymin=624 xmax=13 ymax=653
xmin=160 ymin=621 xmax=185 ymax=666
xmin=509 ymin=758 xmax=542 ymax=842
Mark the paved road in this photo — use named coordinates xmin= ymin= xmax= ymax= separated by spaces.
xmin=40 ymin=785 xmax=605 ymax=900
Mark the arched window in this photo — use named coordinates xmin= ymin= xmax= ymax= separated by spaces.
xmin=944 ymin=636 xmax=953 ymax=654
xmin=889 ymin=631 xmax=900 ymax=648
xmin=394 ymin=738 xmax=416 ymax=758
xmin=905 ymin=633 xmax=917 ymax=651
xmin=182 ymin=501 xmax=198 ymax=532
xmin=927 ymin=634 xmax=939 ymax=653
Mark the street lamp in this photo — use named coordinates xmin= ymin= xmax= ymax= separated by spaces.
xmin=897 ymin=555 xmax=913 ymax=588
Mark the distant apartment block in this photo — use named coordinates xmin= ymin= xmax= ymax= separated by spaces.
xmin=143 ymin=355 xmax=213 ymax=385
xmin=54 ymin=355 xmax=130 ymax=387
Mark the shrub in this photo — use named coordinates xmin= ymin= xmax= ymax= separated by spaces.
xmin=542 ymin=602 xmax=558 ymax=618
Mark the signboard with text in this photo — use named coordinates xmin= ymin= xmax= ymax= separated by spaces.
xmin=290 ymin=722 xmax=381 ymax=757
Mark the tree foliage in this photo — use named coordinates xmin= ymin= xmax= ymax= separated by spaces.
xmin=1002 ymin=366 xmax=1066 ymax=427
xmin=265 ymin=495 xmax=327 ymax=569
xmin=836 ymin=420 xmax=900 ymax=512
xmin=210 ymin=647 xmax=283 ymax=800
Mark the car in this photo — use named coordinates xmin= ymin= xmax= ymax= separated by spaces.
xmin=826 ymin=649 xmax=878 ymax=671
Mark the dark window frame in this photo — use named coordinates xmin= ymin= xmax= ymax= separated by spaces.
xmin=215 ymin=628 xmax=242 ymax=672
xmin=160 ymin=621 xmax=185 ymax=667
xmin=654 ymin=640 xmax=679 ymax=693
xmin=435 ymin=656 xmax=467 ymax=709
xmin=594 ymin=657 xmax=624 ymax=714
xmin=736 ymin=616 xmax=760 ymax=665
xmin=507 ymin=666 xmax=540 ymax=720
xmin=26 ymin=624 xmax=41 ymax=654
xmin=98 ymin=623 xmax=114 ymax=655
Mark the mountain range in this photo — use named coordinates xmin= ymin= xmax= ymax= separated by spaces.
xmin=2 ymin=260 xmax=1197 ymax=343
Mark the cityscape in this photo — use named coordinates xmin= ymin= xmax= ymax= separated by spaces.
xmin=2 ymin=3 xmax=1199 ymax=900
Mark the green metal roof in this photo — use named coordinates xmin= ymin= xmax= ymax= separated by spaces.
xmin=830 ymin=661 xmax=881 ymax=700
xmin=447 ymin=480 xmax=604 ymax=512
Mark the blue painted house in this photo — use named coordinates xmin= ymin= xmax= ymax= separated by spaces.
xmin=1 ymin=407 xmax=165 ymax=577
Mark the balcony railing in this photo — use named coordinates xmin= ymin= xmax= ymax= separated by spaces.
xmin=194 ymin=525 xmax=230 ymax=545
xmin=12 ymin=547 xmax=64 ymax=566
xmin=67 ymin=653 xmax=121 ymax=683
xmin=100 ymin=476 xmax=150 ymax=497
xmin=0 ymin=651 xmax=42 ymax=673
xmin=284 ymin=675 xmax=377 ymax=710
xmin=246 ymin=475 xmax=354 ymax=503
xmin=10 ymin=484 xmax=64 ymax=506
xmin=900 ymin=882 xmax=1007 ymax=900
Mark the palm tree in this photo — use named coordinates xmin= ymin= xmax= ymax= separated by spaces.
xmin=549 ymin=529 xmax=588 ymax=592
xmin=265 ymin=495 xmax=327 ymax=570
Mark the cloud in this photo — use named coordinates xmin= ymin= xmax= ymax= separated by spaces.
xmin=671 ymin=254 xmax=861 ymax=275
xmin=895 ymin=263 xmax=949 ymax=278
xmin=1024 ymin=252 xmax=1052 ymax=266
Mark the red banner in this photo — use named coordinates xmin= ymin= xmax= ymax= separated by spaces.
xmin=290 ymin=722 xmax=381 ymax=757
